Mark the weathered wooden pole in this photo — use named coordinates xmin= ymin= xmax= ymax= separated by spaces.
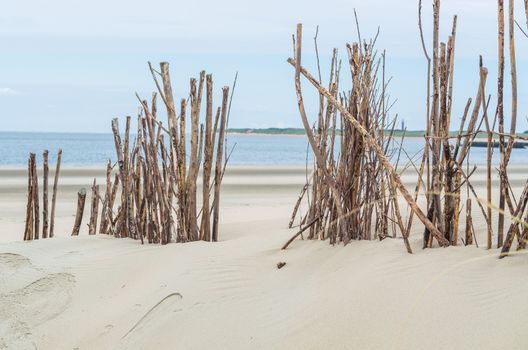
xmin=200 ymin=74 xmax=214 ymax=241
xmin=187 ymin=74 xmax=205 ymax=241
xmin=99 ymin=159 xmax=111 ymax=234
xmin=88 ymin=179 xmax=99 ymax=235
xmin=111 ymin=118 xmax=127 ymax=237
xmin=42 ymin=150 xmax=49 ymax=238
xmin=497 ymin=0 xmax=506 ymax=248
xmin=212 ymin=87 xmax=229 ymax=242
xmin=72 ymin=188 xmax=87 ymax=236
xmin=32 ymin=152 xmax=40 ymax=239
xmin=23 ymin=153 xmax=35 ymax=241
xmin=465 ymin=199 xmax=473 ymax=245
xmin=49 ymin=149 xmax=62 ymax=238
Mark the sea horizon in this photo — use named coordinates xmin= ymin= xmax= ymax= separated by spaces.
xmin=1 ymin=130 xmax=528 ymax=167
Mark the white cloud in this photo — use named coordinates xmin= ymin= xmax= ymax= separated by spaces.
xmin=0 ymin=88 xmax=21 ymax=96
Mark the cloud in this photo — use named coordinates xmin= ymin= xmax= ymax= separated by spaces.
xmin=0 ymin=88 xmax=21 ymax=96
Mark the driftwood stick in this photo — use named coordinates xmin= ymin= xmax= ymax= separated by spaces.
xmin=212 ymin=87 xmax=229 ymax=242
xmin=32 ymin=151 xmax=40 ymax=240
xmin=99 ymin=159 xmax=111 ymax=234
xmin=200 ymin=74 xmax=214 ymax=241
xmin=497 ymin=0 xmax=506 ymax=248
xmin=282 ymin=217 xmax=320 ymax=250
xmin=72 ymin=188 xmax=87 ymax=236
xmin=42 ymin=150 xmax=49 ymax=238
xmin=465 ymin=198 xmax=473 ymax=245
xmin=49 ymin=149 xmax=62 ymax=238
xmin=23 ymin=153 xmax=35 ymax=241
xmin=289 ymin=180 xmax=310 ymax=229
xmin=500 ymin=178 xmax=528 ymax=257
xmin=88 ymin=179 xmax=99 ymax=235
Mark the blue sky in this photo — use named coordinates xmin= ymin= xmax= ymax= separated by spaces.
xmin=0 ymin=0 xmax=526 ymax=132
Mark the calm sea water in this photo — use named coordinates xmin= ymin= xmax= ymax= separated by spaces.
xmin=0 ymin=132 xmax=526 ymax=167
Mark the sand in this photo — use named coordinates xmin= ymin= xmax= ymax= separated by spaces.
xmin=1 ymin=165 xmax=528 ymax=349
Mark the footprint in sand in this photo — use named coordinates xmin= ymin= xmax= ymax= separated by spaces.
xmin=0 ymin=253 xmax=75 ymax=350
xmin=0 ymin=253 xmax=41 ymax=294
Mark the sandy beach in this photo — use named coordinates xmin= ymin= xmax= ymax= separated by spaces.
xmin=2 ymin=0 xmax=528 ymax=347
xmin=1 ymin=165 xmax=528 ymax=349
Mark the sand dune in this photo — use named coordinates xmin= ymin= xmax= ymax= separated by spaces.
xmin=1 ymin=166 xmax=528 ymax=349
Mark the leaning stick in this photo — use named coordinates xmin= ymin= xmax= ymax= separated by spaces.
xmin=287 ymin=55 xmax=449 ymax=247
xmin=72 ymin=188 xmax=87 ymax=236
xmin=282 ymin=216 xmax=320 ymax=250
xmin=42 ymin=150 xmax=49 ymax=238
xmin=289 ymin=180 xmax=310 ymax=229
xmin=49 ymin=149 xmax=62 ymax=238
xmin=500 ymin=178 xmax=528 ymax=257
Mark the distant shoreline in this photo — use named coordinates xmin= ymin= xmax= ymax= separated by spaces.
xmin=3 ymin=129 xmax=528 ymax=139
xmin=226 ymin=128 xmax=528 ymax=139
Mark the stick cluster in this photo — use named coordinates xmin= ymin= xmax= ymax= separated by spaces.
xmin=23 ymin=149 xmax=62 ymax=240
xmin=285 ymin=24 xmax=418 ymax=252
xmin=94 ymin=63 xmax=234 ymax=244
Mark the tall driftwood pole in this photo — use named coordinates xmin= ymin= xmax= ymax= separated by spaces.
xmin=429 ymin=0 xmax=445 ymax=241
xmin=42 ymin=150 xmax=49 ymax=238
xmin=49 ymin=149 xmax=62 ymax=238
xmin=497 ymin=0 xmax=506 ymax=248
xmin=212 ymin=87 xmax=229 ymax=242
xmin=200 ymin=74 xmax=214 ymax=241
xmin=187 ymin=74 xmax=205 ymax=241
xmin=72 ymin=188 xmax=87 ymax=236
xmin=32 ymin=152 xmax=40 ymax=240
xmin=23 ymin=153 xmax=35 ymax=241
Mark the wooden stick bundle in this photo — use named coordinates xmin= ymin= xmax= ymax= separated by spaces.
xmin=413 ymin=1 xmax=496 ymax=249
xmin=24 ymin=150 xmax=62 ymax=240
xmin=286 ymin=24 xmax=424 ymax=252
xmin=98 ymin=62 xmax=234 ymax=244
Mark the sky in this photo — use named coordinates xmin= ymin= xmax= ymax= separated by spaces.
xmin=0 ymin=0 xmax=527 ymax=133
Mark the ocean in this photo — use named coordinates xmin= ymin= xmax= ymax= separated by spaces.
xmin=0 ymin=131 xmax=526 ymax=167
